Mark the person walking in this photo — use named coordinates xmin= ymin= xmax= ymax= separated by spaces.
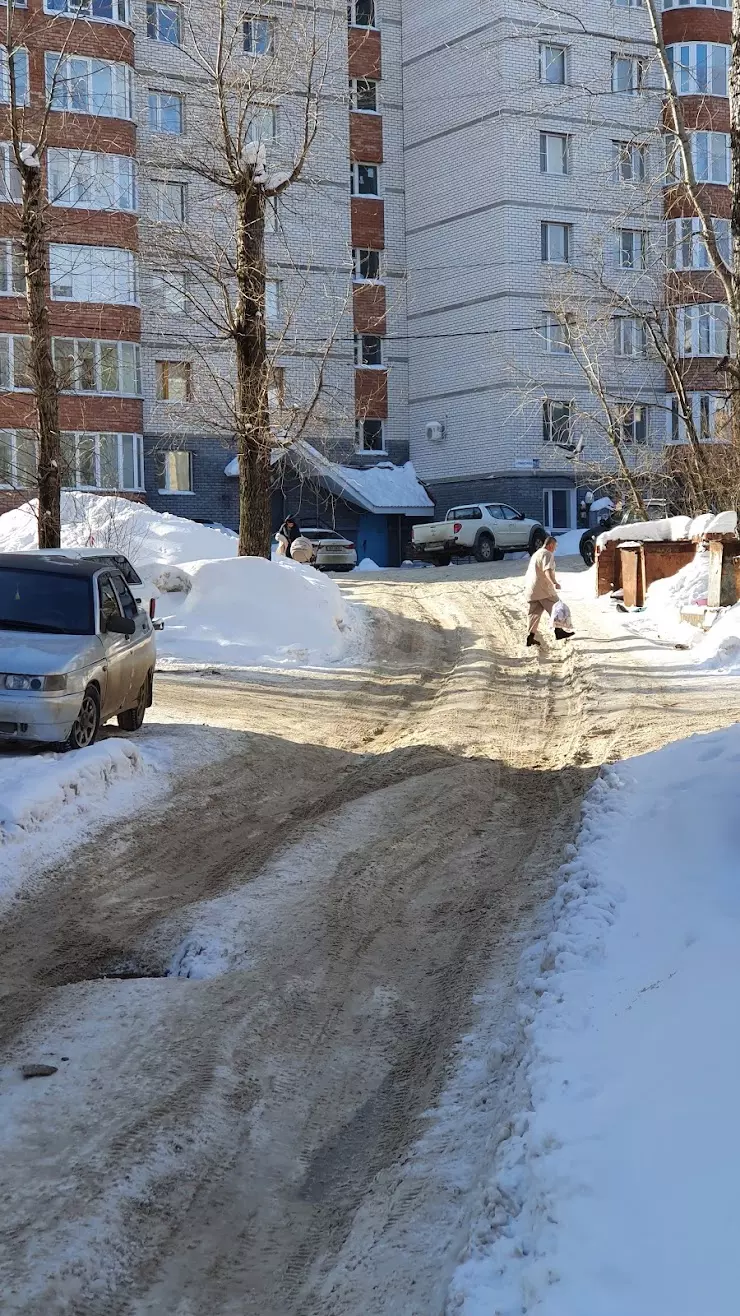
xmin=523 ymin=534 xmax=574 ymax=647
xmin=276 ymin=515 xmax=301 ymax=559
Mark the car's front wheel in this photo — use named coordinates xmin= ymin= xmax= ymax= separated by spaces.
xmin=66 ymin=686 xmax=101 ymax=751
xmin=117 ymin=674 xmax=150 ymax=733
xmin=580 ymin=533 xmax=596 ymax=567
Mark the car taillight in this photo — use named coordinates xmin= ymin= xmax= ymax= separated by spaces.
xmin=149 ymin=598 xmax=156 ymax=619
xmin=453 ymin=522 xmax=462 ymax=533
xmin=347 ymin=542 xmax=354 ymax=549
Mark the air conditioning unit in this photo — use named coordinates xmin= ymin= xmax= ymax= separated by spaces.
xmin=426 ymin=420 xmax=446 ymax=443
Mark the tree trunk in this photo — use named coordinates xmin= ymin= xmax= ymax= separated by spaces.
xmin=729 ymin=3 xmax=740 ymax=445
xmin=20 ymin=164 xmax=61 ymax=548
xmin=234 ymin=183 xmax=272 ymax=558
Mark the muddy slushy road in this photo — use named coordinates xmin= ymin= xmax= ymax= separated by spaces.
xmin=1 ymin=562 xmax=737 ymax=1316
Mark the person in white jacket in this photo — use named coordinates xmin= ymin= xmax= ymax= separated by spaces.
xmin=523 ymin=536 xmax=574 ymax=647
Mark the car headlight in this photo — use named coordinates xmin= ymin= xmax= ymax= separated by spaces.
xmin=2 ymin=673 xmax=67 ymax=692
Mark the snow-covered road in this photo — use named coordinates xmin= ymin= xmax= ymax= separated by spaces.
xmin=1 ymin=561 xmax=739 ymax=1315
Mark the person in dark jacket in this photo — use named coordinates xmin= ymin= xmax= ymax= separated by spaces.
xmin=276 ymin=515 xmax=301 ymax=558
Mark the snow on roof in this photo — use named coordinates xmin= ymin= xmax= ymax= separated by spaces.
xmin=225 ymin=442 xmax=434 ymax=515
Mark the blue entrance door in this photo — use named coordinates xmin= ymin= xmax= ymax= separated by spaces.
xmin=356 ymin=514 xmax=389 ymax=567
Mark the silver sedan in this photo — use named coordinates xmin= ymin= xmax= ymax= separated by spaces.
xmin=0 ymin=554 xmax=157 ymax=750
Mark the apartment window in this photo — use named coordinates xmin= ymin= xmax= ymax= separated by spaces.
xmin=667 ymin=43 xmax=729 ymax=96
xmin=0 ymin=239 xmax=24 ymax=294
xmin=53 ymin=338 xmax=141 ymax=394
xmin=265 ymin=279 xmax=279 ymax=323
xmin=0 ymin=335 xmax=33 ymax=390
xmin=664 ymin=0 xmax=728 ymax=7
xmin=620 ymin=228 xmax=647 ymax=269
xmin=353 ymin=248 xmax=381 ymax=281
xmin=45 ymin=0 xmax=130 ymax=20
xmin=355 ymin=418 xmax=384 ymax=451
xmin=158 ymin=450 xmax=193 ymax=493
xmin=542 ymin=400 xmax=573 ymax=444
xmin=614 ymin=140 xmax=647 ymax=182
xmin=540 ymin=132 xmax=570 ymax=175
xmin=244 ymin=17 xmax=273 ymax=55
xmin=156 ymin=359 xmax=192 ymax=402
xmin=149 ymin=270 xmax=188 ymax=313
xmin=667 ymin=131 xmax=730 ymax=184
xmin=351 ymin=79 xmax=378 ymax=111
xmin=613 ymin=0 xmax=643 ymax=6
xmin=0 ymin=430 xmax=36 ymax=489
xmin=349 ymin=0 xmax=376 ymax=27
xmin=60 ymin=431 xmax=144 ymax=491
xmin=354 ymin=333 xmax=383 ymax=367
xmin=151 ymin=180 xmax=187 ymax=222
xmin=540 ymin=43 xmax=566 ymax=85
xmin=667 ymin=216 xmax=730 ymax=270
xmin=148 ymin=90 xmax=183 ymax=134
xmin=48 ymin=149 xmax=137 ymax=212
xmin=146 ymin=1 xmax=181 ymax=45
xmin=0 ymin=143 xmax=22 ymax=202
xmin=619 ymin=406 xmax=648 ymax=444
xmin=50 ymin=244 xmax=138 ymax=304
xmin=668 ymin=392 xmax=728 ymax=443
xmin=247 ymin=106 xmax=277 ymax=144
xmin=45 ymin=53 xmax=134 ymax=118
xmin=677 ymin=303 xmax=730 ymax=356
xmin=544 ymin=314 xmax=572 ymax=354
xmin=0 ymin=48 xmax=29 ymax=106
xmin=612 ymin=55 xmax=644 ymax=93
xmin=615 ymin=316 xmax=647 ymax=357
xmin=541 ymin=221 xmax=571 ymax=264
xmin=351 ymin=162 xmax=380 ymax=196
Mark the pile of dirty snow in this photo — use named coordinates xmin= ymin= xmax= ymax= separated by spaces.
xmin=156 ymin=556 xmax=361 ymax=670
xmin=0 ymin=493 xmax=237 ymax=576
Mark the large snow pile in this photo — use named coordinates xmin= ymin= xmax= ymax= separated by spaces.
xmin=450 ymin=726 xmax=740 ymax=1316
xmin=0 ymin=493 xmax=237 ymax=576
xmin=156 ymin=556 xmax=360 ymax=669
xmin=598 ymin=509 xmax=736 ymax=547
xmin=645 ymin=545 xmax=710 ymax=619
xmin=694 ymin=601 xmax=740 ymax=672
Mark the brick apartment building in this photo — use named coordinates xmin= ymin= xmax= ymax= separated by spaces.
xmin=0 ymin=0 xmax=734 ymax=559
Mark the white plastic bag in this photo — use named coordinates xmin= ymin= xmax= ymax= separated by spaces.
xmin=551 ymin=600 xmax=573 ymax=629
xmin=290 ymin=535 xmax=315 ymax=565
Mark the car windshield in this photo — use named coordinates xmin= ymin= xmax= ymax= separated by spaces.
xmin=0 ymin=568 xmax=94 ymax=635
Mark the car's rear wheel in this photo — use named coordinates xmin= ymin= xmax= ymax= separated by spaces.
xmin=474 ymin=534 xmax=496 ymax=563
xmin=66 ymin=686 xmax=100 ymax=751
xmin=117 ymin=674 xmax=150 ymax=733
xmin=529 ymin=528 xmax=547 ymax=554
xmin=580 ymin=533 xmax=596 ymax=567
xmin=433 ymin=554 xmax=451 ymax=567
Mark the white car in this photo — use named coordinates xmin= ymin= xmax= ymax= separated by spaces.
xmin=412 ymin=503 xmax=547 ymax=565
xmin=299 ymin=528 xmax=358 ymax=572
xmin=18 ymin=547 xmax=159 ymax=621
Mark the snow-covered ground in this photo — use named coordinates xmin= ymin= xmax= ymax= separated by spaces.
xmin=450 ymin=725 xmax=740 ymax=1316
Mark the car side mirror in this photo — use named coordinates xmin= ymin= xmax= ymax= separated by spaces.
xmin=105 ymin=615 xmax=135 ymax=637
xmin=516 ymin=511 xmax=525 ymax=521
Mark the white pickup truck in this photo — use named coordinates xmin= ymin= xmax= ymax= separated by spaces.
xmin=412 ymin=502 xmax=547 ymax=565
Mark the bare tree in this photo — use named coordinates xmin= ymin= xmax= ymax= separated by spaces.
xmin=140 ymin=0 xmax=347 ymax=558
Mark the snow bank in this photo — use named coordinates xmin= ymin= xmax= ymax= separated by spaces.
xmin=598 ymin=509 xmax=736 ymax=547
xmin=0 ymin=493 xmax=238 ymax=576
xmin=553 ymin=529 xmax=583 ymax=556
xmin=156 ymin=556 xmax=361 ymax=669
xmin=694 ymin=601 xmax=740 ymax=672
xmin=355 ymin=557 xmax=381 ymax=572
xmin=645 ymin=546 xmax=709 ymax=619
xmin=450 ymin=726 xmax=740 ymax=1315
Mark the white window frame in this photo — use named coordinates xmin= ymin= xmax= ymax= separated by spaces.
xmin=50 ymin=244 xmax=138 ymax=305
xmin=618 ymin=405 xmax=648 ymax=444
xmin=0 ymin=429 xmax=36 ymax=490
xmin=612 ymin=54 xmax=645 ymax=94
xmin=667 ymin=392 xmax=728 ymax=443
xmin=247 ymin=105 xmax=277 ymax=144
xmin=614 ymin=139 xmax=647 ymax=182
xmin=664 ymin=0 xmax=728 ymax=7
xmin=0 ymin=142 xmax=21 ymax=201
xmin=540 ymin=131 xmax=570 ymax=175
xmin=613 ymin=0 xmax=643 ymax=7
xmin=542 ymin=399 xmax=574 ymax=444
xmin=148 ymin=88 xmax=184 ymax=134
xmin=355 ymin=418 xmax=385 ymax=452
xmin=667 ymin=132 xmax=730 ymax=184
xmin=351 ymin=161 xmax=381 ymax=197
xmin=52 ymin=337 xmax=141 ymax=395
xmin=146 ymin=0 xmax=182 ymax=46
xmin=47 ymin=148 xmax=137 ymax=212
xmin=60 ymin=431 xmax=144 ymax=491
xmin=667 ymin=43 xmax=729 ymax=97
xmin=45 ymin=52 xmax=134 ymax=119
xmin=0 ymin=47 xmax=29 ymax=106
xmin=352 ymin=247 xmax=382 ymax=281
xmin=0 ymin=239 xmax=24 ymax=295
xmin=149 ymin=269 xmax=188 ymax=313
xmin=0 ymin=333 xmax=32 ymax=390
xmin=44 ymin=0 xmax=130 ymax=23
xmin=614 ymin=316 xmax=647 ymax=357
xmin=350 ymin=78 xmax=379 ymax=112
xmin=543 ymin=313 xmax=572 ymax=354
xmin=150 ymin=179 xmax=187 ymax=222
xmin=155 ymin=359 xmax=192 ymax=403
xmin=619 ymin=228 xmax=647 ymax=270
xmin=677 ymin=303 xmax=731 ymax=357
xmin=244 ymin=16 xmax=274 ymax=56
xmin=348 ymin=0 xmax=376 ymax=29
xmin=539 ymin=42 xmax=566 ymax=85
xmin=667 ymin=216 xmax=730 ymax=270
xmin=158 ymin=449 xmax=193 ymax=494
xmin=541 ymin=220 xmax=571 ymax=264
xmin=354 ymin=332 xmax=384 ymax=368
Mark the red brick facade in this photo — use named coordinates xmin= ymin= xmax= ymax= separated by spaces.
xmin=355 ymin=368 xmax=388 ymax=418
xmin=353 ymin=282 xmax=386 ymax=333
xmin=662 ymin=9 xmax=730 ymax=46
xmin=350 ymin=111 xmax=384 ymax=164
xmin=348 ymin=27 xmax=382 ymax=80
